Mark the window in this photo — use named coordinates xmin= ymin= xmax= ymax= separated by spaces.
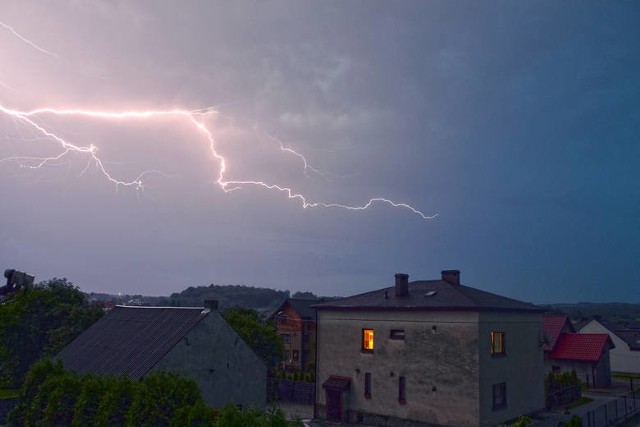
xmin=492 ymin=383 xmax=507 ymax=410
xmin=364 ymin=372 xmax=372 ymax=398
xmin=292 ymin=350 xmax=299 ymax=361
xmin=362 ymin=329 xmax=374 ymax=352
xmin=389 ymin=329 xmax=405 ymax=340
xmin=281 ymin=333 xmax=291 ymax=343
xmin=398 ymin=376 xmax=406 ymax=404
xmin=490 ymin=331 xmax=505 ymax=356
xmin=283 ymin=350 xmax=289 ymax=360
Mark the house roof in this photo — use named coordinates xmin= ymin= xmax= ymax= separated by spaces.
xmin=57 ymin=306 xmax=209 ymax=379
xmin=269 ymin=298 xmax=318 ymax=320
xmin=548 ymin=333 xmax=614 ymax=362
xmin=543 ymin=316 xmax=576 ymax=351
xmin=314 ymin=279 xmax=543 ymax=313
xmin=612 ymin=329 xmax=640 ymax=351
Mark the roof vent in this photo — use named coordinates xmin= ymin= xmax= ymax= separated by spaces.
xmin=441 ymin=270 xmax=460 ymax=285
xmin=395 ymin=273 xmax=409 ymax=297
xmin=425 ymin=291 xmax=437 ymax=297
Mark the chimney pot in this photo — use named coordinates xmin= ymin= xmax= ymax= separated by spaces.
xmin=441 ymin=270 xmax=460 ymax=285
xmin=204 ymin=299 xmax=219 ymax=310
xmin=395 ymin=273 xmax=409 ymax=297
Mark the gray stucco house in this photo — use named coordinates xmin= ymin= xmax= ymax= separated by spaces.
xmin=314 ymin=270 xmax=545 ymax=427
xmin=57 ymin=301 xmax=266 ymax=408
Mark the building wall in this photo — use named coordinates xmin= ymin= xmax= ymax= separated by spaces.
xmin=315 ymin=309 xmax=481 ymax=427
xmin=151 ymin=308 xmax=267 ymax=408
xmin=274 ymin=303 xmax=317 ymax=371
xmin=478 ymin=312 xmax=545 ymax=426
xmin=580 ymin=321 xmax=640 ymax=374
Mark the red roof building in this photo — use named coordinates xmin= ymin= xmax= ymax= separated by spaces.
xmin=543 ymin=315 xmax=614 ymax=388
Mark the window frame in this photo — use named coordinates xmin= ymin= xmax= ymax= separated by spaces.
xmin=492 ymin=382 xmax=507 ymax=411
xmin=362 ymin=328 xmax=375 ymax=353
xmin=389 ymin=329 xmax=406 ymax=340
xmin=281 ymin=333 xmax=291 ymax=344
xmin=398 ymin=376 xmax=406 ymax=405
xmin=490 ymin=331 xmax=506 ymax=356
xmin=364 ymin=372 xmax=372 ymax=399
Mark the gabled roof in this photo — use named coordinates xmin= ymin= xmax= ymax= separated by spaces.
xmin=548 ymin=333 xmax=614 ymax=362
xmin=57 ymin=306 xmax=209 ymax=379
xmin=543 ymin=316 xmax=576 ymax=351
xmin=268 ymin=298 xmax=318 ymax=320
xmin=314 ymin=280 xmax=542 ymax=313
xmin=612 ymin=329 xmax=640 ymax=351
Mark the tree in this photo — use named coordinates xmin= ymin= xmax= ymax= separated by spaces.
xmin=221 ymin=307 xmax=284 ymax=368
xmin=0 ymin=278 xmax=103 ymax=387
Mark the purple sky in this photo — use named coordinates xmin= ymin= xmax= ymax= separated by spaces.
xmin=1 ymin=1 xmax=638 ymax=303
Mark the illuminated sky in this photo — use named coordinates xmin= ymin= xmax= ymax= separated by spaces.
xmin=1 ymin=1 xmax=638 ymax=303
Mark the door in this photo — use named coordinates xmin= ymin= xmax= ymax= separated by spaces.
xmin=325 ymin=389 xmax=342 ymax=421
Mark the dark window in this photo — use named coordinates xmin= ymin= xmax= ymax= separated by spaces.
xmin=490 ymin=332 xmax=505 ymax=356
xmin=283 ymin=350 xmax=289 ymax=360
xmin=362 ymin=329 xmax=374 ymax=352
xmin=492 ymin=383 xmax=507 ymax=410
xmin=398 ymin=376 xmax=406 ymax=404
xmin=364 ymin=372 xmax=371 ymax=398
xmin=390 ymin=329 xmax=405 ymax=340
xmin=281 ymin=333 xmax=291 ymax=343
xmin=292 ymin=350 xmax=299 ymax=361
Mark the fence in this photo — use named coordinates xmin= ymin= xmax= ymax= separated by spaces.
xmin=581 ymin=389 xmax=640 ymax=427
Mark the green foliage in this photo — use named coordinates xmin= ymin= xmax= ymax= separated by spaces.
xmin=213 ymin=404 xmax=298 ymax=427
xmin=222 ymin=307 xmax=284 ymax=368
xmin=498 ymin=416 xmax=533 ymax=427
xmin=0 ymin=278 xmax=103 ymax=387
xmin=9 ymin=361 xmax=214 ymax=427
xmin=545 ymin=370 xmax=581 ymax=394
xmin=565 ymin=415 xmax=583 ymax=427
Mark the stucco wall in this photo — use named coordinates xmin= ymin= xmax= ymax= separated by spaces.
xmin=478 ymin=312 xmax=545 ymax=426
xmin=151 ymin=308 xmax=267 ymax=408
xmin=580 ymin=321 xmax=640 ymax=374
xmin=316 ymin=309 xmax=481 ymax=427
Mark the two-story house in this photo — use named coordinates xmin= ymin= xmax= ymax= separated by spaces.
xmin=314 ymin=271 xmax=545 ymax=427
xmin=269 ymin=298 xmax=317 ymax=371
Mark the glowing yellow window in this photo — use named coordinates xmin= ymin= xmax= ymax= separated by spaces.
xmin=490 ymin=331 xmax=505 ymax=355
xmin=362 ymin=329 xmax=375 ymax=351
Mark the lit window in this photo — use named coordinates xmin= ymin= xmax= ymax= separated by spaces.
xmin=364 ymin=372 xmax=371 ymax=398
xmin=390 ymin=329 xmax=405 ymax=340
xmin=398 ymin=376 xmax=406 ymax=404
xmin=490 ymin=332 xmax=505 ymax=355
xmin=492 ymin=382 xmax=507 ymax=410
xmin=362 ymin=329 xmax=374 ymax=351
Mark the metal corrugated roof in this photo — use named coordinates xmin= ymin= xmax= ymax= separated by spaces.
xmin=57 ymin=306 xmax=209 ymax=379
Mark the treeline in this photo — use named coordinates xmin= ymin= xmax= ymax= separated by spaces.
xmin=164 ymin=284 xmax=292 ymax=313
xmin=9 ymin=360 xmax=297 ymax=427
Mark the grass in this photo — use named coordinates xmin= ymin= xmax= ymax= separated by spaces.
xmin=0 ymin=388 xmax=19 ymax=399
xmin=562 ymin=396 xmax=593 ymax=410
xmin=612 ymin=372 xmax=640 ymax=379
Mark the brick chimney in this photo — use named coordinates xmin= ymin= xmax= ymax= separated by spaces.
xmin=204 ymin=299 xmax=219 ymax=310
xmin=395 ymin=273 xmax=409 ymax=297
xmin=441 ymin=270 xmax=460 ymax=285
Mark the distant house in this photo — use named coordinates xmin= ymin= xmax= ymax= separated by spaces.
xmin=313 ymin=270 xmax=545 ymax=427
xmin=543 ymin=316 xmax=614 ymax=388
xmin=269 ymin=298 xmax=317 ymax=371
xmin=579 ymin=319 xmax=640 ymax=374
xmin=57 ymin=301 xmax=266 ymax=408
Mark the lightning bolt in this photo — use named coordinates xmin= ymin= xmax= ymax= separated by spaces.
xmin=0 ymin=103 xmax=437 ymax=220
xmin=0 ymin=21 xmax=59 ymax=59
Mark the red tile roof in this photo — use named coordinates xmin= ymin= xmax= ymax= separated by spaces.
xmin=548 ymin=333 xmax=613 ymax=362
xmin=543 ymin=316 xmax=575 ymax=351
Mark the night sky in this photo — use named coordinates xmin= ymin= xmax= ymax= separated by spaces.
xmin=1 ymin=1 xmax=638 ymax=303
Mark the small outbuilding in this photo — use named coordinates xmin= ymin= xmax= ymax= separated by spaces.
xmin=57 ymin=301 xmax=266 ymax=408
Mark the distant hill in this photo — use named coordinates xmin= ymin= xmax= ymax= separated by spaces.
xmin=166 ymin=284 xmax=292 ymax=314
xmin=541 ymin=302 xmax=640 ymax=327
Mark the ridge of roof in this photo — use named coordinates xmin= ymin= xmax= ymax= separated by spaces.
xmin=314 ymin=279 xmax=542 ymax=312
